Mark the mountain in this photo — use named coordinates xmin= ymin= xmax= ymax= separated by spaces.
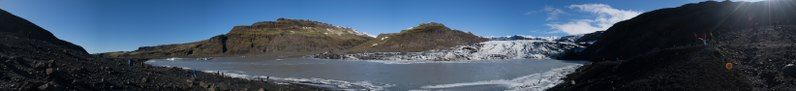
xmin=346 ymin=22 xmax=487 ymax=53
xmin=101 ymin=18 xmax=373 ymax=58
xmin=552 ymin=1 xmax=796 ymax=90
xmin=0 ymin=9 xmax=315 ymax=90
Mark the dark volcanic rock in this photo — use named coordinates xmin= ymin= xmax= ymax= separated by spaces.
xmin=347 ymin=22 xmax=487 ymax=53
xmin=552 ymin=1 xmax=796 ymax=90
xmin=581 ymin=1 xmax=796 ymax=61
xmin=101 ymin=18 xmax=373 ymax=58
xmin=0 ymin=9 xmax=89 ymax=59
xmin=0 ymin=9 xmax=315 ymax=90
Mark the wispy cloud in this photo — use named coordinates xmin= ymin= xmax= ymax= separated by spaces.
xmin=543 ymin=6 xmax=566 ymax=21
xmin=547 ymin=4 xmax=641 ymax=35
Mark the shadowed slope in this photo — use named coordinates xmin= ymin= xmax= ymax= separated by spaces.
xmin=552 ymin=1 xmax=796 ymax=90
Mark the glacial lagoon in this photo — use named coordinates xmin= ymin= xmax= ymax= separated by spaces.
xmin=146 ymin=57 xmax=586 ymax=91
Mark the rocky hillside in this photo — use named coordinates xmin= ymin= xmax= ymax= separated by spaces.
xmin=0 ymin=10 xmax=88 ymax=59
xmin=552 ymin=1 xmax=796 ymax=90
xmin=346 ymin=22 xmax=487 ymax=53
xmin=0 ymin=9 xmax=314 ymax=90
xmin=101 ymin=18 xmax=373 ymax=58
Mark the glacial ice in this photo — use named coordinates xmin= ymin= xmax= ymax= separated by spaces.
xmin=326 ymin=39 xmax=584 ymax=61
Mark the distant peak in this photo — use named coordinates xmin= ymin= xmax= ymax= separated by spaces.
xmin=248 ymin=18 xmax=331 ymax=27
xmin=417 ymin=22 xmax=446 ymax=27
xmin=405 ymin=22 xmax=450 ymax=31
xmin=275 ymin=18 xmax=314 ymax=22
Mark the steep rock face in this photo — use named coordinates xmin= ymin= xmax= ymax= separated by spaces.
xmin=102 ymin=18 xmax=373 ymax=58
xmin=347 ymin=22 xmax=487 ymax=53
xmin=553 ymin=1 xmax=796 ymax=90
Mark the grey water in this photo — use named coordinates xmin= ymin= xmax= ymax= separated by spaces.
xmin=145 ymin=57 xmax=585 ymax=90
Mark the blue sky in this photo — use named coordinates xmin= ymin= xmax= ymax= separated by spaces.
xmin=1 ymin=0 xmax=756 ymax=53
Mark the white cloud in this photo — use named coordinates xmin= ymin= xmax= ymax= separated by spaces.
xmin=547 ymin=4 xmax=641 ymax=35
xmin=543 ymin=6 xmax=565 ymax=21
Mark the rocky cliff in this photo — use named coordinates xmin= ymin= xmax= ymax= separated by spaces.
xmin=102 ymin=18 xmax=373 ymax=58
xmin=552 ymin=1 xmax=796 ymax=90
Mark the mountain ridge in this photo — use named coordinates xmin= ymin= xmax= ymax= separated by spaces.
xmin=346 ymin=22 xmax=487 ymax=53
xmin=101 ymin=18 xmax=374 ymax=58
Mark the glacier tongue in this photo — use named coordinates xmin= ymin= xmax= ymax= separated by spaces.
xmin=317 ymin=39 xmax=584 ymax=61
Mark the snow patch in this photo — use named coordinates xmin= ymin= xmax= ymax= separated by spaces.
xmin=419 ymin=64 xmax=583 ymax=91
xmin=165 ymin=57 xmax=183 ymax=61
xmin=380 ymin=37 xmax=389 ymax=40
xmin=328 ymin=59 xmax=510 ymax=64
xmin=193 ymin=69 xmax=394 ymax=90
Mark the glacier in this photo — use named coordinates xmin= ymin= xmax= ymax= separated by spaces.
xmin=311 ymin=32 xmax=603 ymax=61
xmin=313 ymin=38 xmax=585 ymax=61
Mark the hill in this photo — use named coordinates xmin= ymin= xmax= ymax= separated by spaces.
xmin=346 ymin=22 xmax=487 ymax=53
xmin=551 ymin=1 xmax=796 ymax=90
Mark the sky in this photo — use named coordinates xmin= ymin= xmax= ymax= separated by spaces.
xmin=0 ymin=0 xmax=766 ymax=53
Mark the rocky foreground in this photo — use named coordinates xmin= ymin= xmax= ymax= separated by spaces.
xmin=0 ymin=9 xmax=316 ymax=90
xmin=551 ymin=1 xmax=796 ymax=90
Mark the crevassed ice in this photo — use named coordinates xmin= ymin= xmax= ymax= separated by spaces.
xmin=336 ymin=39 xmax=583 ymax=61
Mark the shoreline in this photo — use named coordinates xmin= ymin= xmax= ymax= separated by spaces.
xmin=102 ymin=58 xmax=326 ymax=90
